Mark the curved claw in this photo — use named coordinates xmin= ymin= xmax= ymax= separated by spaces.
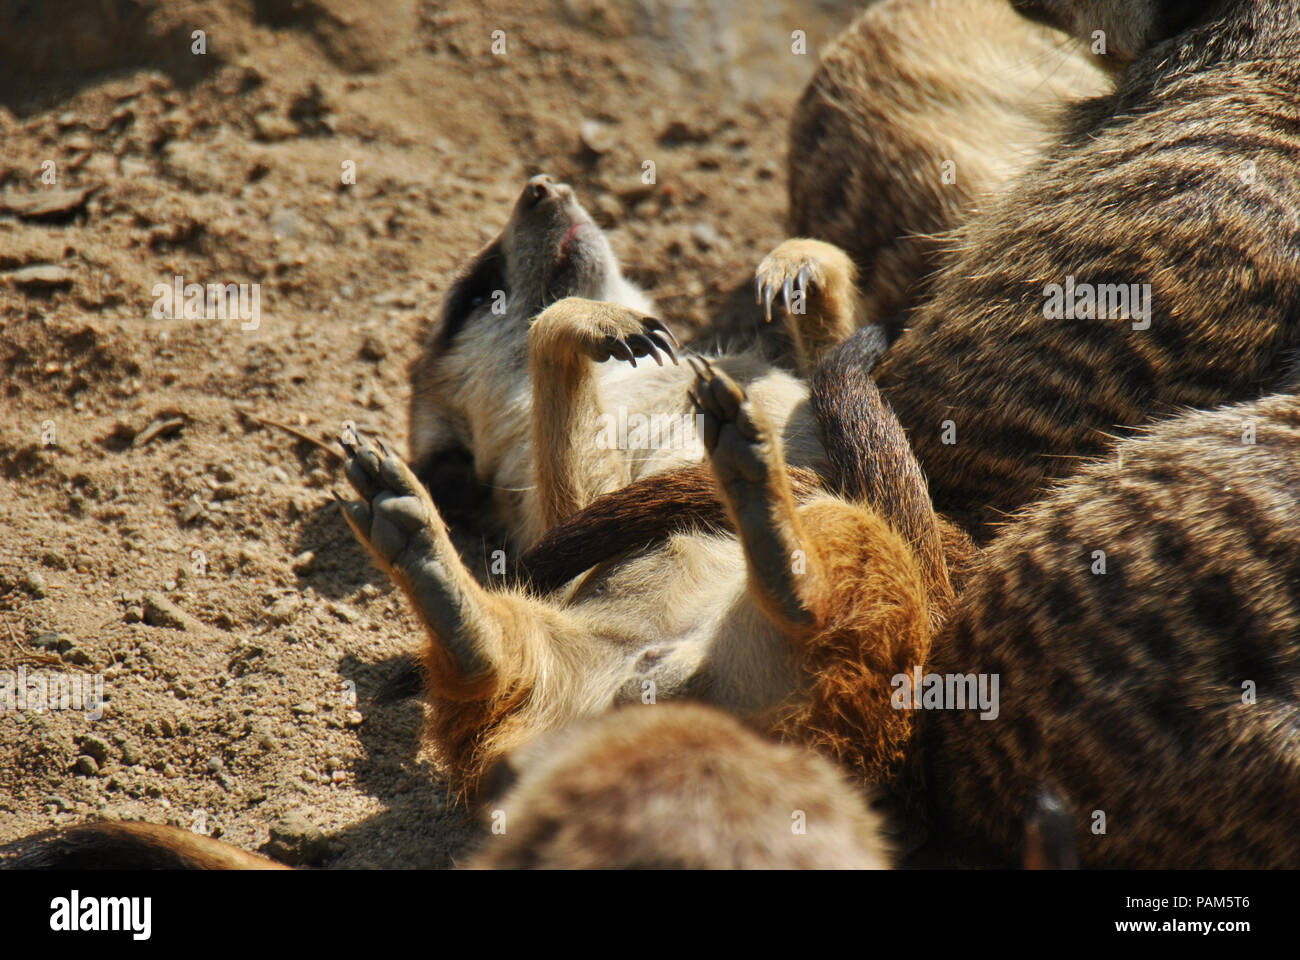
xmin=645 ymin=331 xmax=678 ymax=364
xmin=763 ymin=284 xmax=775 ymax=323
xmin=796 ymin=266 xmax=811 ymax=298
xmin=643 ymin=317 xmax=679 ymax=349
xmin=626 ymin=333 xmax=664 ymax=366
xmin=755 ymin=275 xmax=764 ymax=306
xmin=605 ymin=337 xmax=636 ymax=367
xmin=781 ymin=277 xmax=794 ymax=312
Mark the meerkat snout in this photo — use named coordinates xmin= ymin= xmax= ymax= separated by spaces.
xmin=524 ymin=173 xmax=571 ymax=206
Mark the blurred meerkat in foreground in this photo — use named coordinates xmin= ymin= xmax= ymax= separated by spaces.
xmin=795 ymin=0 xmax=1300 ymax=535
xmin=3 ymin=708 xmax=890 ymax=871
xmin=790 ymin=0 xmax=1107 ymax=338
xmin=408 ymin=176 xmax=867 ymax=551
xmin=918 ymin=391 xmax=1300 ymax=868
xmin=467 ymin=704 xmax=891 ymax=869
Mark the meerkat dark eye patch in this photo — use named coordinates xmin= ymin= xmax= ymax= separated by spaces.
xmin=435 ymin=240 xmax=506 ymax=352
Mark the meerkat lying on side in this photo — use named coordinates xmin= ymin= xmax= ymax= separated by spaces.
xmin=918 ymin=391 xmax=1300 ymax=868
xmin=789 ymin=0 xmax=1107 ymax=339
xmin=467 ymin=704 xmax=891 ymax=869
xmin=408 ymin=176 xmax=864 ymax=551
xmin=793 ymin=0 xmax=1300 ymax=536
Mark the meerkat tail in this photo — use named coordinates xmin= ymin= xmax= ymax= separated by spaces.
xmin=2 ymin=822 xmax=290 ymax=870
xmin=811 ymin=326 xmax=954 ymax=606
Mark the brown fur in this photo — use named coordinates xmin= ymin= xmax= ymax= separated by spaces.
xmin=467 ymin=704 xmax=890 ymax=869
xmin=860 ymin=0 xmax=1300 ymax=535
xmin=340 ymin=346 xmax=956 ymax=797
xmin=919 ymin=393 xmax=1300 ymax=868
xmin=790 ymin=0 xmax=1107 ymax=339
xmin=1 ymin=822 xmax=289 ymax=870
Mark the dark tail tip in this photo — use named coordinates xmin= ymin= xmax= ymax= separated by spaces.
xmin=1023 ymin=786 xmax=1079 ymax=869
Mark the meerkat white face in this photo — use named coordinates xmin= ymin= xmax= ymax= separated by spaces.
xmin=433 ymin=174 xmax=625 ymax=358
xmin=408 ymin=175 xmax=651 ymax=513
xmin=1010 ymin=0 xmax=1219 ymax=63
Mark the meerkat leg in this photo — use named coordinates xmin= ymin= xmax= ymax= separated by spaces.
xmin=688 ymin=356 xmax=820 ymax=634
xmin=337 ymin=433 xmax=562 ymax=699
xmin=690 ymin=357 xmax=934 ymax=786
xmin=754 ymin=238 xmax=864 ymax=376
xmin=528 ymin=296 xmax=679 ymax=529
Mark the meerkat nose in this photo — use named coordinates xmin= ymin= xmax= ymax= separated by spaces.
xmin=527 ymin=174 xmax=556 ymax=205
xmin=526 ymin=174 xmax=572 ymax=206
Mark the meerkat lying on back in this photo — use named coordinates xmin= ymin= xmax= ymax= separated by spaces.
xmin=791 ymin=0 xmax=1300 ymax=535
xmin=408 ymin=176 xmax=864 ymax=551
xmin=344 ymin=323 xmax=971 ymax=797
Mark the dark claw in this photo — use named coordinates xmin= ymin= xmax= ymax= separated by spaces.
xmin=781 ymin=277 xmax=794 ymax=312
xmin=644 ymin=317 xmax=680 ymax=349
xmin=763 ymin=284 xmax=775 ymax=323
xmin=626 ymin=334 xmax=664 ymax=366
xmin=686 ymin=355 xmax=706 ymax=379
xmin=605 ymin=337 xmax=636 ymax=367
xmin=755 ymin=276 xmax=764 ymax=306
xmin=645 ymin=331 xmax=678 ymax=364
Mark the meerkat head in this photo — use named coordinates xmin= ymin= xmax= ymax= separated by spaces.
xmin=1010 ymin=0 xmax=1222 ymax=64
xmin=408 ymin=175 xmax=651 ymax=517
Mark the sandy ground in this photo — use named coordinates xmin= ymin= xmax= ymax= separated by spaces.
xmin=0 ymin=0 xmax=864 ymax=866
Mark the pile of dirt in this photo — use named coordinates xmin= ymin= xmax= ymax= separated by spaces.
xmin=0 ymin=0 xmax=860 ymax=866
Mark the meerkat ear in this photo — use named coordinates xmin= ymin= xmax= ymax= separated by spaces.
xmin=434 ymin=239 xmax=507 ymax=352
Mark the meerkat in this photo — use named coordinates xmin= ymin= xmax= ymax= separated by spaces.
xmin=789 ymin=0 xmax=1108 ymax=339
xmin=0 ymin=821 xmax=289 ymax=870
xmin=4 ymin=708 xmax=889 ymax=871
xmin=780 ymin=0 xmax=1300 ymax=535
xmin=507 ymin=370 xmax=1300 ymax=869
xmin=837 ymin=0 xmax=1300 ymax=534
xmin=466 ymin=704 xmax=891 ymax=869
xmin=341 ymin=317 xmax=971 ymax=796
xmin=408 ymin=176 xmax=867 ymax=551
xmin=916 ymin=391 xmax=1300 ymax=868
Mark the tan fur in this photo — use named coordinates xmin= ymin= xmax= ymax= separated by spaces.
xmin=342 ymin=350 xmax=953 ymax=796
xmin=408 ymin=181 xmax=860 ymax=550
xmin=467 ymin=705 xmax=890 ymax=869
xmin=2 ymin=822 xmax=289 ymax=870
xmin=790 ymin=0 xmax=1107 ymax=338
xmin=821 ymin=0 xmax=1300 ymax=535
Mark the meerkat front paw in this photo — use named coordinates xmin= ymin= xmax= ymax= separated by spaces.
xmin=687 ymin=356 xmax=773 ymax=488
xmin=531 ymin=297 xmax=679 ymax=367
xmin=754 ymin=238 xmax=856 ymax=323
